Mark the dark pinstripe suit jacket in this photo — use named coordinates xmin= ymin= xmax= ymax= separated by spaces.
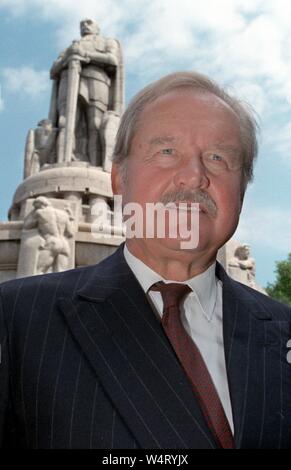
xmin=1 ymin=244 xmax=291 ymax=449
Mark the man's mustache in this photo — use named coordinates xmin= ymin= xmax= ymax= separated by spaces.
xmin=160 ymin=189 xmax=217 ymax=217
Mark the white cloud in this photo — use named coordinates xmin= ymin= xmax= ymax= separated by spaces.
xmin=2 ymin=66 xmax=49 ymax=98
xmin=267 ymin=121 xmax=291 ymax=166
xmin=235 ymin=205 xmax=291 ymax=253
xmin=231 ymin=82 xmax=266 ymax=117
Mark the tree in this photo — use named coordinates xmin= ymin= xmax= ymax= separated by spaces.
xmin=266 ymin=253 xmax=291 ymax=306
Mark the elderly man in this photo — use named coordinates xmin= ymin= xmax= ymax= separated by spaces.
xmin=1 ymin=72 xmax=291 ymax=449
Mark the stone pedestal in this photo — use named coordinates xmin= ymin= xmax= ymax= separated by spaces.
xmin=0 ymin=163 xmax=124 ymax=280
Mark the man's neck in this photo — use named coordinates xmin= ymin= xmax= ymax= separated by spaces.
xmin=126 ymin=239 xmax=217 ymax=281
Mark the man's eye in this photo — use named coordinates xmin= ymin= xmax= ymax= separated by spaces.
xmin=161 ymin=148 xmax=175 ymax=156
xmin=211 ymin=154 xmax=223 ymax=161
xmin=202 ymin=152 xmax=229 ymax=172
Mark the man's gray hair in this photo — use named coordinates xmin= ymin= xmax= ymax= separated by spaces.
xmin=112 ymin=71 xmax=259 ymax=193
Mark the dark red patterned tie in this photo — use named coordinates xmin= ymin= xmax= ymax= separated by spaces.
xmin=150 ymin=281 xmax=235 ymax=449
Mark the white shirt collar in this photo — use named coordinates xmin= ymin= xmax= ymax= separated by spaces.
xmin=123 ymin=244 xmax=218 ymax=322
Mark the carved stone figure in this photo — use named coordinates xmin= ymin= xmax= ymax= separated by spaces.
xmin=228 ymin=244 xmax=256 ymax=287
xmin=24 ymin=119 xmax=57 ymax=178
xmin=49 ymin=18 xmax=124 ymax=168
xmin=23 ymin=196 xmax=75 ymax=274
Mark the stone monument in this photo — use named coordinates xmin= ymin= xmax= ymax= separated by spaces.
xmin=0 ymin=19 xmax=124 ymax=281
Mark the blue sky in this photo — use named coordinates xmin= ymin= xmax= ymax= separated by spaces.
xmin=0 ymin=0 xmax=290 ymax=288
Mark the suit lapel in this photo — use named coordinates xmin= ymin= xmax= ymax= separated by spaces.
xmin=218 ymin=263 xmax=291 ymax=449
xmin=58 ymin=246 xmax=217 ymax=449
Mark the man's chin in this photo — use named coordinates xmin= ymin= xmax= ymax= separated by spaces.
xmin=154 ymin=236 xmax=200 ymax=253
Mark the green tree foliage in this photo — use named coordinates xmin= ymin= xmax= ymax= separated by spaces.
xmin=266 ymin=253 xmax=291 ymax=306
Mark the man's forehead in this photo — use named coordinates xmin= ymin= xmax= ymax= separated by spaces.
xmin=148 ymin=135 xmax=179 ymax=145
xmin=142 ymin=88 xmax=239 ymax=120
xmin=150 ymin=88 xmax=220 ymax=104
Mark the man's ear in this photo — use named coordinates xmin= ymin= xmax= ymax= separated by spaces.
xmin=111 ymin=163 xmax=123 ymax=195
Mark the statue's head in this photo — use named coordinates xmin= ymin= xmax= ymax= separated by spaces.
xmin=38 ymin=119 xmax=52 ymax=130
xmin=234 ymin=244 xmax=250 ymax=260
xmin=80 ymin=19 xmax=100 ymax=37
xmin=33 ymin=196 xmax=51 ymax=210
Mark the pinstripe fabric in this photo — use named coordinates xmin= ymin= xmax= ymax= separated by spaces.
xmin=0 ymin=243 xmax=291 ymax=448
xmin=221 ymin=267 xmax=291 ymax=449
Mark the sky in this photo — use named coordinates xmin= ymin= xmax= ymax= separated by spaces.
xmin=0 ymin=0 xmax=290 ymax=288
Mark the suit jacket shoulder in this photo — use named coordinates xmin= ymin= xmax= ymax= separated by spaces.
xmin=223 ymin=272 xmax=291 ymax=321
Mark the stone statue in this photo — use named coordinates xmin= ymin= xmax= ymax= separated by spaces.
xmin=23 ymin=196 xmax=75 ymax=274
xmin=24 ymin=119 xmax=57 ymax=178
xmin=228 ymin=244 xmax=256 ymax=288
xmin=49 ymin=18 xmax=124 ymax=169
xmin=2 ymin=19 xmax=124 ymax=282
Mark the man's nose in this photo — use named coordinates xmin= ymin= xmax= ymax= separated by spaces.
xmin=173 ymin=156 xmax=209 ymax=190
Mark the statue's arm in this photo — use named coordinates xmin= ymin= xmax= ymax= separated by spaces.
xmin=238 ymin=259 xmax=255 ymax=270
xmin=50 ymin=49 xmax=68 ymax=79
xmin=23 ymin=212 xmax=37 ymax=230
xmin=228 ymin=257 xmax=239 ymax=267
xmin=87 ymin=38 xmax=119 ymax=67
xmin=86 ymin=50 xmax=118 ymax=67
